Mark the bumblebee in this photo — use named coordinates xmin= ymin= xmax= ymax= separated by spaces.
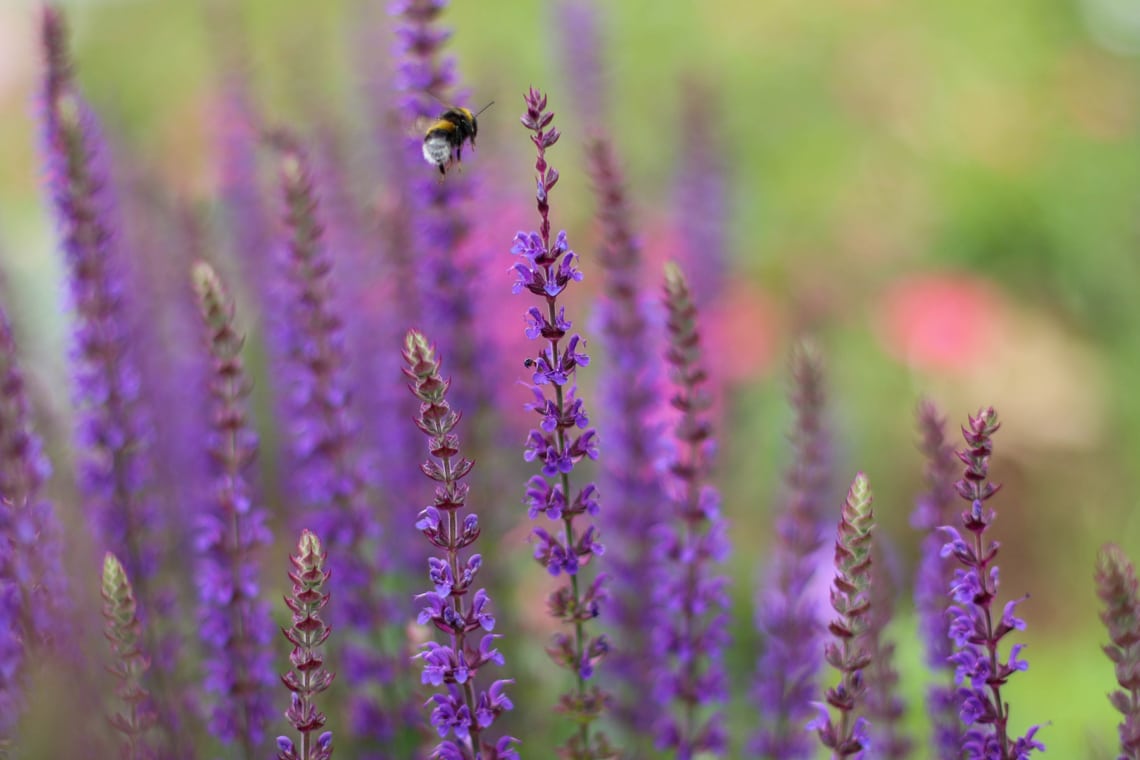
xmin=422 ymin=102 xmax=493 ymax=175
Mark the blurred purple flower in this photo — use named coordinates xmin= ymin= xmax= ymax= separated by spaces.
xmin=911 ymin=398 xmax=964 ymax=757
xmin=269 ymin=134 xmax=400 ymax=753
xmin=864 ymin=546 xmax=911 ymax=758
xmin=942 ymin=408 xmax=1044 ymax=759
xmin=751 ymin=345 xmax=833 ymax=759
xmin=0 ymin=302 xmax=73 ymax=734
xmin=191 ymin=262 xmax=275 ymax=752
xmin=551 ymin=0 xmax=608 ymax=126
xmin=651 ymin=262 xmax=731 ymax=758
xmin=585 ymin=137 xmax=667 ymax=742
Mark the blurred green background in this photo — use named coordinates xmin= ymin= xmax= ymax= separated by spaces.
xmin=2 ymin=0 xmax=1140 ymax=756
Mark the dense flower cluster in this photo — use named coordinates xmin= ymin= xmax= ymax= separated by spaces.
xmin=404 ymin=329 xmax=517 ymax=760
xmin=941 ymin=408 xmax=1044 ymax=759
xmin=11 ymin=5 xmax=1138 ymax=759
xmin=513 ymin=88 xmax=613 ymax=760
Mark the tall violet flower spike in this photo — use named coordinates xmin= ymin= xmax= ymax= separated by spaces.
xmin=585 ymin=137 xmax=666 ymax=740
xmin=191 ymin=261 xmax=275 ymax=753
xmin=277 ymin=530 xmax=335 ymax=760
xmin=513 ymin=88 xmax=614 ymax=760
xmin=403 ymin=330 xmax=518 ymax=760
xmin=911 ymin=399 xmax=963 ymax=757
xmin=1096 ymin=543 xmax=1140 ymax=759
xmin=269 ymin=133 xmax=395 ymax=749
xmin=811 ymin=472 xmax=875 ymax=759
xmin=751 ymin=344 xmax=833 ymax=759
xmin=941 ymin=408 xmax=1044 ymax=759
xmin=0 ymin=301 xmax=73 ymax=733
xmin=101 ymin=552 xmax=157 ymax=760
xmin=40 ymin=3 xmax=159 ymax=614
xmin=653 ymin=262 xmax=731 ymax=757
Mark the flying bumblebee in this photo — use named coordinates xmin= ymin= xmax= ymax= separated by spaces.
xmin=422 ymin=102 xmax=494 ymax=176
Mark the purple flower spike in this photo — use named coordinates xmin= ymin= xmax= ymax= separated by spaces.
xmin=40 ymin=1 xmax=159 ymax=621
xmin=585 ymin=138 xmax=667 ymax=739
xmin=911 ymin=399 xmax=964 ymax=757
xmin=403 ymin=330 xmax=516 ymax=760
xmin=1096 ymin=543 xmax=1140 ymax=759
xmin=513 ymin=88 xmax=615 ymax=760
xmin=101 ymin=552 xmax=157 ymax=760
xmin=813 ymin=473 xmax=875 ymax=759
xmin=191 ymin=262 xmax=275 ymax=752
xmin=0 ymin=300 xmax=73 ymax=733
xmin=269 ymin=132 xmax=397 ymax=749
xmin=277 ymin=530 xmax=335 ymax=760
xmin=751 ymin=345 xmax=833 ymax=759
xmin=864 ymin=549 xmax=912 ymax=758
xmin=943 ymin=408 xmax=1044 ymax=759
xmin=651 ymin=263 xmax=730 ymax=757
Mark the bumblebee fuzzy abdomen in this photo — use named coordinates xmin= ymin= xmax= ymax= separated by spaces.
xmin=421 ymin=108 xmax=479 ymax=175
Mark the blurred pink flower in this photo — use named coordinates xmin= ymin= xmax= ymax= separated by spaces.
xmin=876 ymin=273 xmax=1008 ymax=372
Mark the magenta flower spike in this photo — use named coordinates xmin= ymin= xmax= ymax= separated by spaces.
xmin=512 ymin=87 xmax=614 ymax=760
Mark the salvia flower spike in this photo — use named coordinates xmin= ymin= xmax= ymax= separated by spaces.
xmin=276 ymin=530 xmax=335 ymax=760
xmin=1096 ymin=543 xmax=1140 ymax=760
xmin=403 ymin=329 xmax=518 ymax=760
xmin=911 ymin=399 xmax=963 ymax=757
xmin=513 ymin=87 xmax=614 ymax=760
xmin=811 ymin=472 xmax=875 ymax=759
xmin=101 ymin=552 xmax=157 ymax=760
xmin=653 ymin=262 xmax=731 ymax=757
xmin=750 ymin=344 xmax=833 ymax=760
xmin=192 ymin=261 xmax=275 ymax=752
xmin=941 ymin=408 xmax=1044 ymax=759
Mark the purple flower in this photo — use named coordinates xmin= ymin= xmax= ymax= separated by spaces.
xmin=550 ymin=0 xmax=607 ymax=126
xmin=751 ymin=345 xmax=833 ymax=759
xmin=270 ymin=133 xmax=398 ymax=750
xmin=864 ymin=547 xmax=912 ymax=758
xmin=650 ymin=263 xmax=731 ymax=757
xmin=404 ymin=331 xmax=517 ymax=760
xmin=814 ymin=473 xmax=875 ymax=759
xmin=191 ymin=262 xmax=275 ymax=751
xmin=1096 ymin=543 xmax=1140 ymax=759
xmin=101 ymin=552 xmax=157 ymax=760
xmin=513 ymin=88 xmax=614 ymax=760
xmin=276 ymin=530 xmax=335 ymax=760
xmin=911 ymin=398 xmax=965 ymax=757
xmin=942 ymin=408 xmax=1043 ymax=759
xmin=584 ymin=136 xmax=671 ymax=739
xmin=0 ymin=299 xmax=74 ymax=734
xmin=391 ymin=0 xmax=495 ymax=427
xmin=39 ymin=9 xmax=186 ymax=749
